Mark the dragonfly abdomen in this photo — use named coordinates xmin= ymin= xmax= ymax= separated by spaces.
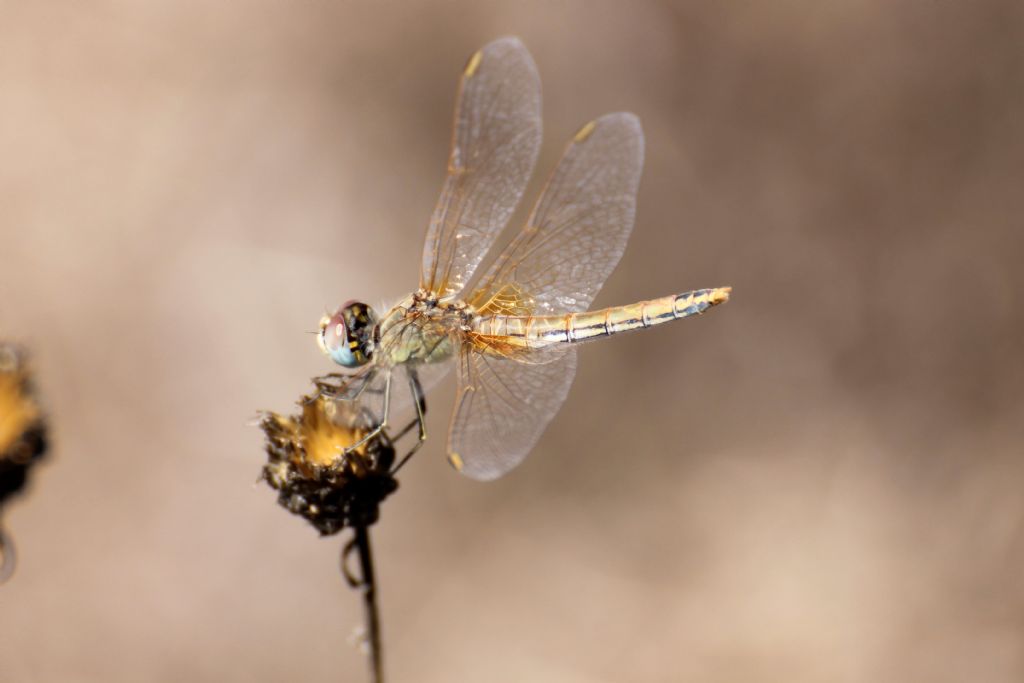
xmin=473 ymin=287 xmax=731 ymax=348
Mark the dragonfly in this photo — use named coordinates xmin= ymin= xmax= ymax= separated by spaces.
xmin=314 ymin=37 xmax=730 ymax=481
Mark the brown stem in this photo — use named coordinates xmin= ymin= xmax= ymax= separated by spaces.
xmin=0 ymin=523 xmax=15 ymax=584
xmin=352 ymin=525 xmax=383 ymax=683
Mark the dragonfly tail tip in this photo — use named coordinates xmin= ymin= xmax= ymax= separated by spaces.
xmin=711 ymin=286 xmax=732 ymax=305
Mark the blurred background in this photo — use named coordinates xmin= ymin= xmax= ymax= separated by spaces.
xmin=1 ymin=1 xmax=1023 ymax=681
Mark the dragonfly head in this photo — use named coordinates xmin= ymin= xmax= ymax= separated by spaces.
xmin=318 ymin=301 xmax=379 ymax=368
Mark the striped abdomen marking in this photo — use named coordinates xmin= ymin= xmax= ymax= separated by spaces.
xmin=472 ymin=287 xmax=731 ymax=348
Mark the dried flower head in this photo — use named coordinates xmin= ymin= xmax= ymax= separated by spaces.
xmin=260 ymin=393 xmax=397 ymax=535
xmin=0 ymin=344 xmax=47 ymax=509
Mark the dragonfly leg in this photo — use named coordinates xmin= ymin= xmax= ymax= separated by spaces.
xmin=341 ymin=371 xmax=392 ymax=456
xmin=388 ymin=368 xmax=427 ymax=442
xmin=313 ymin=371 xmax=371 ymax=402
xmin=391 ymin=368 xmax=428 ymax=475
xmin=312 ymin=375 xmax=346 ymax=401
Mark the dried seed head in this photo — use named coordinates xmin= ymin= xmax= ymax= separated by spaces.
xmin=259 ymin=393 xmax=397 ymax=535
xmin=0 ymin=344 xmax=48 ymax=508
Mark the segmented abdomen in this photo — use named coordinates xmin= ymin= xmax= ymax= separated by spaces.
xmin=472 ymin=287 xmax=731 ymax=348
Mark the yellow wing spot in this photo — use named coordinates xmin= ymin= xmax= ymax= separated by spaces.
xmin=448 ymin=452 xmax=464 ymax=471
xmin=573 ymin=120 xmax=597 ymax=143
xmin=464 ymin=50 xmax=483 ymax=78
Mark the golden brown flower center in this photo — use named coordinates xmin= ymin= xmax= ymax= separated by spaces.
xmin=298 ymin=398 xmax=368 ymax=470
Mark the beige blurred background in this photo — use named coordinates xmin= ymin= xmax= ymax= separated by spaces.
xmin=1 ymin=1 xmax=1023 ymax=681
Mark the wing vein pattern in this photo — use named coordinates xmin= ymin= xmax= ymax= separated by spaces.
xmin=448 ymin=113 xmax=644 ymax=478
xmin=472 ymin=112 xmax=644 ymax=316
xmin=420 ymin=37 xmax=542 ymax=300
xmin=449 ymin=345 xmax=577 ymax=480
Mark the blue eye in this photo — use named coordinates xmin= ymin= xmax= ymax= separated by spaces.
xmin=319 ymin=302 xmax=377 ymax=368
xmin=321 ymin=312 xmax=358 ymax=366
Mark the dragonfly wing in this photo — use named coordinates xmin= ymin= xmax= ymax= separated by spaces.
xmin=447 ymin=344 xmax=577 ymax=480
xmin=472 ymin=112 xmax=644 ymax=315
xmin=420 ymin=37 xmax=543 ymax=300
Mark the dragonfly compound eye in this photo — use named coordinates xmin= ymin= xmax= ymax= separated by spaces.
xmin=319 ymin=301 xmax=378 ymax=368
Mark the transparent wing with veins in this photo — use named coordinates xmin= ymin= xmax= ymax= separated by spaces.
xmin=448 ymin=344 xmax=576 ymax=481
xmin=449 ymin=113 xmax=646 ymax=479
xmin=471 ymin=112 xmax=644 ymax=316
xmin=420 ymin=36 xmax=543 ymax=300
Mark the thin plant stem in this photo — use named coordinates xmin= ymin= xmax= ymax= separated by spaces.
xmin=0 ymin=523 xmax=14 ymax=584
xmin=352 ymin=524 xmax=383 ymax=683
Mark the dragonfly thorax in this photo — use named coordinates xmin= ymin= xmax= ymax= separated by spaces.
xmin=374 ymin=294 xmax=469 ymax=366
